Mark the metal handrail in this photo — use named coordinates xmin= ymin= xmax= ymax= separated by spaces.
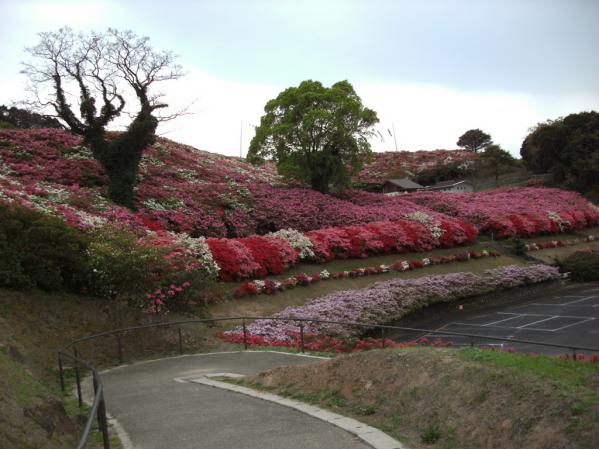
xmin=60 ymin=316 xmax=599 ymax=449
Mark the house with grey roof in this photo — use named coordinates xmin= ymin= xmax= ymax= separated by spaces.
xmin=382 ymin=178 xmax=424 ymax=194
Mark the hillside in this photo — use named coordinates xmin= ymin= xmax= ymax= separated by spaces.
xmin=355 ymin=149 xmax=477 ymax=188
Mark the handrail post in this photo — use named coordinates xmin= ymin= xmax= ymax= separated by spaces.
xmin=572 ymin=348 xmax=577 ymax=361
xmin=178 ymin=326 xmax=183 ymax=355
xmin=116 ymin=333 xmax=124 ymax=365
xmin=74 ymin=346 xmax=82 ymax=408
xmin=242 ymin=318 xmax=248 ymax=350
xmin=299 ymin=323 xmax=305 ymax=353
xmin=58 ymin=352 xmax=65 ymax=393
xmin=381 ymin=327 xmax=385 ymax=349
xmin=98 ymin=391 xmax=111 ymax=449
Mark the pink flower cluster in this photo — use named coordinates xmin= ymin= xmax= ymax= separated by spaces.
xmin=145 ymin=280 xmax=192 ymax=314
xmin=233 ymin=250 xmax=500 ymax=298
xmin=407 ymin=187 xmax=599 ymax=238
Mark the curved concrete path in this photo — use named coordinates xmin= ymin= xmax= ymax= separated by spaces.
xmin=100 ymin=351 xmax=372 ymax=449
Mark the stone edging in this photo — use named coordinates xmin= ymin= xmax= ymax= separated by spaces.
xmin=182 ymin=373 xmax=406 ymax=449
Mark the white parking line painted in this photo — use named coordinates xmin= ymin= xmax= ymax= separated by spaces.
xmin=531 ymin=303 xmax=599 ymax=308
xmin=495 ymin=312 xmax=590 ymax=319
xmin=518 ymin=316 xmax=559 ymax=329
xmin=563 ymin=296 xmax=597 ymax=305
xmin=549 ymin=318 xmax=596 ymax=332
xmin=483 ymin=314 xmax=525 ymax=326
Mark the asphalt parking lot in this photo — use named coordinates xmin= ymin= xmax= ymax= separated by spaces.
xmin=387 ymin=282 xmax=599 ymax=355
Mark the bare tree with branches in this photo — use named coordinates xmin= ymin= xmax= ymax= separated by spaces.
xmin=21 ymin=27 xmax=184 ymax=208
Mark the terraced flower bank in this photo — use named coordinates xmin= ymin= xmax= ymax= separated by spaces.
xmin=233 ymin=249 xmax=500 ymax=297
xmin=222 ymin=264 xmax=560 ymax=342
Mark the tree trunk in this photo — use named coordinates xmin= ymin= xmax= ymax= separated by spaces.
xmin=311 ymin=174 xmax=330 ymax=194
xmin=90 ymin=112 xmax=158 ymax=209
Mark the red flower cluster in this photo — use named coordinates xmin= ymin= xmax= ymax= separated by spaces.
xmin=207 ymin=235 xmax=299 ymax=281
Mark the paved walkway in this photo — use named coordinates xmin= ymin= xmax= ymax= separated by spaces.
xmin=100 ymin=351 xmax=370 ymax=449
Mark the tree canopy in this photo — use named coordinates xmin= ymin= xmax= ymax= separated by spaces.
xmin=521 ymin=111 xmax=599 ymax=195
xmin=247 ymin=80 xmax=378 ymax=193
xmin=480 ymin=144 xmax=518 ymax=181
xmin=457 ymin=129 xmax=492 ymax=152
xmin=21 ymin=27 xmax=184 ymax=208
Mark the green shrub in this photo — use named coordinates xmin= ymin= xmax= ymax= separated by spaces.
xmin=86 ymin=226 xmax=215 ymax=311
xmin=0 ymin=203 xmax=90 ymax=291
xmin=0 ymin=203 xmax=214 ymax=312
xmin=558 ymin=250 xmax=599 ymax=282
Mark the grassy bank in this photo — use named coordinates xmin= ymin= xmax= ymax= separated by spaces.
xmin=240 ymin=347 xmax=599 ymax=449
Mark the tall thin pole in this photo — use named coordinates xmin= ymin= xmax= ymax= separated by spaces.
xmin=240 ymin=120 xmax=243 ymax=158
xmin=392 ymin=122 xmax=398 ymax=151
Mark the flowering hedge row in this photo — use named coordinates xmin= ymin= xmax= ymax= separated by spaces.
xmin=524 ymin=235 xmax=596 ymax=252
xmin=207 ymin=216 xmax=478 ymax=281
xmin=224 ymin=264 xmax=560 ymax=342
xmin=234 ymin=250 xmax=500 ymax=297
xmin=407 ymin=188 xmax=599 ymax=238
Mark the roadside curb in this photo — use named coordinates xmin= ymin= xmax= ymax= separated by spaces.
xmin=183 ymin=373 xmax=406 ymax=449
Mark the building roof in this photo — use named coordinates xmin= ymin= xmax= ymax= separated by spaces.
xmin=425 ymin=179 xmax=472 ymax=190
xmin=384 ymin=178 xmax=424 ymax=189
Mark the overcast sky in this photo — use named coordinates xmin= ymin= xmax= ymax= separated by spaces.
xmin=1 ymin=0 xmax=598 ymax=156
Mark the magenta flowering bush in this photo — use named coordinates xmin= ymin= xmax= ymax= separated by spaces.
xmin=225 ymin=264 xmax=560 ymax=341
xmin=407 ymin=187 xmax=599 ymax=238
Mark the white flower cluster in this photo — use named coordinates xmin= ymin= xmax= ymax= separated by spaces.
xmin=405 ymin=211 xmax=444 ymax=239
xmin=588 ymin=202 xmax=599 ymax=214
xmin=62 ymin=145 xmax=93 ymax=160
xmin=40 ymin=183 xmax=70 ymax=204
xmin=320 ymin=269 xmax=330 ymax=279
xmin=547 ymin=211 xmax=570 ymax=232
xmin=267 ymin=228 xmax=315 ymax=260
xmin=77 ymin=210 xmax=107 ymax=227
xmin=173 ymin=233 xmax=221 ymax=277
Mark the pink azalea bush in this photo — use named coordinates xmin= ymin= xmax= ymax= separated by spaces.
xmin=407 ymin=187 xmax=599 ymax=238
xmin=224 ymin=264 xmax=560 ymax=342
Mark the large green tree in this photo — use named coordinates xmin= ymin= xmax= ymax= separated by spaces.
xmin=521 ymin=111 xmax=599 ymax=194
xmin=457 ymin=128 xmax=492 ymax=152
xmin=247 ymin=80 xmax=378 ymax=193
xmin=21 ymin=28 xmax=183 ymax=208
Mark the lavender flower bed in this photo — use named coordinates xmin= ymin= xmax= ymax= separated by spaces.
xmin=229 ymin=264 xmax=560 ymax=341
